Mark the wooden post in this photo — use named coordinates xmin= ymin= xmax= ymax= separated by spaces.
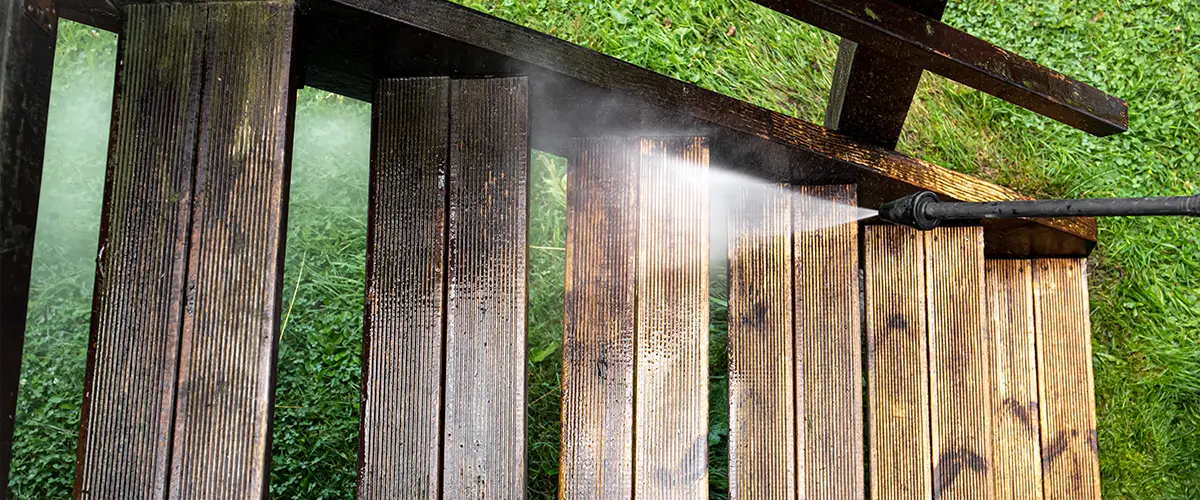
xmin=75 ymin=2 xmax=296 ymax=498
xmin=0 ymin=0 xmax=57 ymax=494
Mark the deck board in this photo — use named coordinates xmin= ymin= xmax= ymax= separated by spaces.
xmin=794 ymin=185 xmax=863 ymax=500
xmin=727 ymin=184 xmax=794 ymax=499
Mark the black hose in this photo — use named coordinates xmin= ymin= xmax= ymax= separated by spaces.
xmin=877 ymin=191 xmax=1200 ymax=230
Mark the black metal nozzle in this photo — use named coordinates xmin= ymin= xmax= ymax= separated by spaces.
xmin=878 ymin=191 xmax=1200 ymax=230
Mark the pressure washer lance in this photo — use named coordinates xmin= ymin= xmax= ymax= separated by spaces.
xmin=878 ymin=191 xmax=1200 ymax=230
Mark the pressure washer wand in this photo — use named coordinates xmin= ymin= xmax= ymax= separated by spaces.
xmin=878 ymin=191 xmax=1200 ymax=230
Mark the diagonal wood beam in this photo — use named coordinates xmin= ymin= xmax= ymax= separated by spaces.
xmin=824 ymin=0 xmax=947 ymax=149
xmin=756 ymin=0 xmax=1127 ymax=136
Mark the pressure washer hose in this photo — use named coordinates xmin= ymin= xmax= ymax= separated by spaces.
xmin=878 ymin=191 xmax=1200 ymax=230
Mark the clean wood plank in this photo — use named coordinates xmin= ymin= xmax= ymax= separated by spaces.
xmin=794 ymin=185 xmax=863 ymax=500
xmin=864 ymin=226 xmax=930 ymax=500
xmin=727 ymin=183 xmax=794 ymax=499
xmin=358 ymin=77 xmax=449 ymax=499
xmin=560 ymin=138 xmax=637 ymax=499
xmin=0 ymin=0 xmax=57 ymax=490
xmin=755 ymin=0 xmax=1126 ymax=136
xmin=442 ymin=77 xmax=529 ymax=498
xmin=73 ymin=5 xmax=205 ymax=497
xmin=825 ymin=0 xmax=947 ymax=149
xmin=925 ymin=227 xmax=993 ymax=500
xmin=635 ymin=137 xmax=709 ymax=499
xmin=169 ymin=2 xmax=296 ymax=497
xmin=1033 ymin=259 xmax=1100 ymax=500
xmin=986 ymin=260 xmax=1043 ymax=500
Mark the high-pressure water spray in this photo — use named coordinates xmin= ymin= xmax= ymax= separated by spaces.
xmin=878 ymin=191 xmax=1200 ymax=230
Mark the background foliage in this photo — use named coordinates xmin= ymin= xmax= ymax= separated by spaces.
xmin=9 ymin=0 xmax=1198 ymax=497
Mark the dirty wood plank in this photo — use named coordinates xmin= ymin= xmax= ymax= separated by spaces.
xmin=73 ymin=5 xmax=205 ymax=498
xmin=864 ymin=225 xmax=930 ymax=500
xmin=357 ymin=77 xmax=449 ymax=499
xmin=925 ymin=227 xmax=993 ymax=500
xmin=634 ymin=137 xmax=709 ymax=499
xmin=824 ymin=0 xmax=947 ymax=149
xmin=1033 ymin=259 xmax=1100 ymax=500
xmin=560 ymin=138 xmax=637 ymax=499
xmin=985 ymin=260 xmax=1042 ymax=500
xmin=794 ymin=185 xmax=863 ymax=500
xmin=0 ymin=0 xmax=57 ymax=491
xmin=442 ymin=77 xmax=529 ymax=498
xmin=169 ymin=2 xmax=296 ymax=497
xmin=727 ymin=183 xmax=794 ymax=499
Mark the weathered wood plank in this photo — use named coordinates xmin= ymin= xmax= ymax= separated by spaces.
xmin=73 ymin=5 xmax=205 ymax=497
xmin=1033 ymin=259 xmax=1100 ymax=500
xmin=986 ymin=260 xmax=1043 ymax=500
xmin=865 ymin=226 xmax=930 ymax=500
xmin=0 ymin=0 xmax=57 ymax=491
xmin=756 ymin=0 xmax=1127 ymax=136
xmin=634 ymin=138 xmax=709 ymax=499
xmin=925 ymin=227 xmax=993 ymax=500
xmin=824 ymin=0 xmax=947 ymax=149
xmin=727 ymin=183 xmax=794 ymax=499
xmin=357 ymin=77 xmax=449 ymax=499
xmin=560 ymin=138 xmax=637 ymax=499
xmin=169 ymin=2 xmax=296 ymax=497
xmin=442 ymin=77 xmax=529 ymax=498
xmin=794 ymin=185 xmax=863 ymax=500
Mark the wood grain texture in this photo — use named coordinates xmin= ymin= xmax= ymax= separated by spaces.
xmin=442 ymin=77 xmax=529 ymax=498
xmin=560 ymin=138 xmax=637 ymax=499
xmin=794 ymin=185 xmax=863 ymax=500
xmin=634 ymin=138 xmax=709 ymax=499
xmin=727 ymin=184 xmax=794 ymax=500
xmin=925 ymin=227 xmax=993 ymax=500
xmin=985 ymin=260 xmax=1042 ymax=500
xmin=825 ymin=0 xmax=947 ymax=149
xmin=1033 ymin=259 xmax=1100 ymax=500
xmin=0 ymin=0 xmax=57 ymax=492
xmin=358 ymin=77 xmax=449 ymax=499
xmin=864 ymin=226 xmax=930 ymax=500
xmin=74 ymin=5 xmax=205 ymax=498
xmin=169 ymin=2 xmax=296 ymax=497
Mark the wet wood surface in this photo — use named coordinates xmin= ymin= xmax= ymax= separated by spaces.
xmin=727 ymin=184 xmax=794 ymax=499
xmin=793 ymin=185 xmax=863 ymax=500
xmin=1034 ymin=259 xmax=1100 ymax=500
xmin=986 ymin=260 xmax=1043 ymax=500
xmin=73 ymin=5 xmax=206 ymax=498
xmin=442 ymin=77 xmax=529 ymax=498
xmin=634 ymin=138 xmax=709 ymax=499
xmin=358 ymin=77 xmax=449 ymax=499
xmin=0 ymin=0 xmax=57 ymax=491
xmin=560 ymin=138 xmax=638 ymax=499
xmin=167 ymin=2 xmax=296 ymax=497
xmin=925 ymin=227 xmax=994 ymax=500
xmin=865 ymin=226 xmax=931 ymax=500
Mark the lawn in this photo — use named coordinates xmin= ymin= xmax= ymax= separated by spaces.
xmin=8 ymin=0 xmax=1198 ymax=498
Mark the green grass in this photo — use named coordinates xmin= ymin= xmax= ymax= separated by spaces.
xmin=9 ymin=1 xmax=1200 ymax=498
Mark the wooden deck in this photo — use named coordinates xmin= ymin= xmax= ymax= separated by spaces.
xmin=0 ymin=0 xmax=1112 ymax=498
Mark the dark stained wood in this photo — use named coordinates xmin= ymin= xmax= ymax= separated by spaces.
xmin=865 ymin=226 xmax=931 ymax=499
xmin=560 ymin=138 xmax=637 ymax=499
xmin=986 ymin=260 xmax=1043 ymax=500
xmin=757 ymin=0 xmax=1126 ymax=136
xmin=73 ymin=5 xmax=205 ymax=497
xmin=793 ymin=185 xmax=863 ymax=500
xmin=727 ymin=183 xmax=794 ymax=499
xmin=358 ymin=77 xmax=449 ymax=499
xmin=1034 ymin=259 xmax=1101 ymax=500
xmin=60 ymin=0 xmax=121 ymax=32
xmin=925 ymin=227 xmax=994 ymax=500
xmin=0 ymin=0 xmax=57 ymax=492
xmin=825 ymin=0 xmax=947 ymax=149
xmin=635 ymin=138 xmax=709 ymax=499
xmin=442 ymin=77 xmax=529 ymax=498
xmin=169 ymin=2 xmax=296 ymax=497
